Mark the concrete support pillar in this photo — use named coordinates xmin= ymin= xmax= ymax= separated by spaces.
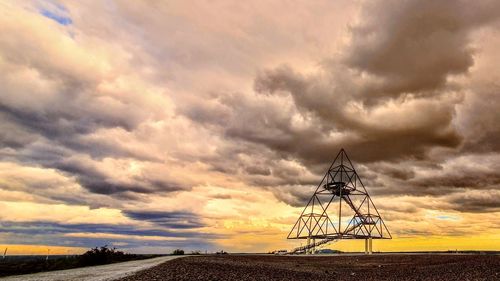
xmin=307 ymin=237 xmax=311 ymax=255
xmin=312 ymin=238 xmax=315 ymax=254
xmin=369 ymin=237 xmax=373 ymax=255
xmin=364 ymin=239 xmax=368 ymax=254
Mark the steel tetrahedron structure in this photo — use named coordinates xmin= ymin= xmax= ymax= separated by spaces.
xmin=287 ymin=148 xmax=391 ymax=254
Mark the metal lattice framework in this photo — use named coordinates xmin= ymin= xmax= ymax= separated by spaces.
xmin=287 ymin=149 xmax=391 ymax=253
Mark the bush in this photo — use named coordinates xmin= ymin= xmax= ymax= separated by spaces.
xmin=79 ymin=245 xmax=130 ymax=266
xmin=172 ymin=249 xmax=184 ymax=255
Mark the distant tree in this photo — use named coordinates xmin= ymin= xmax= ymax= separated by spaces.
xmin=79 ymin=245 xmax=128 ymax=266
xmin=172 ymin=249 xmax=184 ymax=255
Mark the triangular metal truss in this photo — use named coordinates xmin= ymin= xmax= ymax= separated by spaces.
xmin=288 ymin=149 xmax=391 ymax=242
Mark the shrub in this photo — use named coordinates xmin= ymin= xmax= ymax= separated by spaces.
xmin=172 ymin=249 xmax=184 ymax=255
xmin=79 ymin=245 xmax=128 ymax=266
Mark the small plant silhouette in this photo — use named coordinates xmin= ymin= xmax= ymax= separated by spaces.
xmin=172 ymin=249 xmax=184 ymax=255
xmin=80 ymin=245 xmax=128 ymax=266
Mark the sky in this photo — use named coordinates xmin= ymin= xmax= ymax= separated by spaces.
xmin=0 ymin=0 xmax=499 ymax=255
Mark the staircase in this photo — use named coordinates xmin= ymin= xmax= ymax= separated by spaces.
xmin=342 ymin=196 xmax=376 ymax=235
xmin=287 ymin=237 xmax=337 ymax=254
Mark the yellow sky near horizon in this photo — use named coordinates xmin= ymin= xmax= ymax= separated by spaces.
xmin=2 ymin=234 xmax=499 ymax=255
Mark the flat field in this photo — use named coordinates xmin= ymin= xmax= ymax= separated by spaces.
xmin=119 ymin=254 xmax=499 ymax=281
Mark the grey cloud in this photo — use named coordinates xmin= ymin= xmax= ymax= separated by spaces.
xmin=0 ymin=221 xmax=222 ymax=239
xmin=346 ymin=0 xmax=500 ymax=102
xmin=406 ymin=157 xmax=500 ymax=194
xmin=0 ymin=102 xmax=153 ymax=161
xmin=53 ymin=158 xmax=185 ymax=196
xmin=368 ymin=168 xmax=500 ymax=198
xmin=269 ymin=185 xmax=317 ymax=207
xmin=458 ymin=83 xmax=500 ymax=154
xmin=0 ymin=144 xmax=187 ymax=199
xmin=244 ymin=165 xmax=272 ymax=176
xmin=0 ymin=221 xmax=222 ymax=251
xmin=445 ymin=190 xmax=500 ymax=212
xmin=411 ymin=172 xmax=500 ymax=189
xmin=123 ymin=210 xmax=205 ymax=229
xmin=252 ymin=64 xmax=462 ymax=162
xmin=371 ymin=163 xmax=416 ymax=181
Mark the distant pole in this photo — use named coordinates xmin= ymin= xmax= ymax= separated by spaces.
xmin=3 ymin=248 xmax=7 ymax=259
xmin=46 ymin=249 xmax=50 ymax=261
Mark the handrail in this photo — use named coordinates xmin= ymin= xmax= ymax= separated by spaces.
xmin=287 ymin=238 xmax=337 ymax=254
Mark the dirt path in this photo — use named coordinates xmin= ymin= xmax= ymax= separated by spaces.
xmin=118 ymin=254 xmax=499 ymax=281
xmin=0 ymin=256 xmax=184 ymax=281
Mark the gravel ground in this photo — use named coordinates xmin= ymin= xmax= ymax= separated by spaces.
xmin=0 ymin=256 xmax=183 ymax=281
xmin=119 ymin=254 xmax=500 ymax=281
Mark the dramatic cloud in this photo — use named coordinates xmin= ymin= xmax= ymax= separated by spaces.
xmin=0 ymin=0 xmax=499 ymax=253
xmin=123 ymin=210 xmax=206 ymax=229
xmin=0 ymin=220 xmax=220 ymax=250
xmin=346 ymin=0 xmax=500 ymax=99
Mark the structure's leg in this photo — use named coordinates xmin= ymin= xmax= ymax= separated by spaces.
xmin=312 ymin=238 xmax=316 ymax=254
xmin=364 ymin=239 xmax=368 ymax=254
xmin=307 ymin=236 xmax=311 ymax=255
xmin=369 ymin=237 xmax=373 ymax=255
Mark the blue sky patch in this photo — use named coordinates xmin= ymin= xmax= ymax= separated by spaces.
xmin=39 ymin=1 xmax=72 ymax=26
xmin=40 ymin=9 xmax=72 ymax=25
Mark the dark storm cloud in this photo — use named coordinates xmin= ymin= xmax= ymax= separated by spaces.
xmin=459 ymin=84 xmax=500 ymax=154
xmin=366 ymin=163 xmax=500 ymax=198
xmin=238 ymin=0 xmax=499 ymax=164
xmin=373 ymin=182 xmax=458 ymax=198
xmin=0 ymin=103 xmax=133 ymax=139
xmin=248 ymin=65 xmax=461 ymax=165
xmin=54 ymin=159 xmax=185 ymax=196
xmin=377 ymin=157 xmax=500 ymax=197
xmin=181 ymin=97 xmax=232 ymax=126
xmin=371 ymin=164 xmax=416 ymax=181
xmin=192 ymin=138 xmax=319 ymax=189
xmin=346 ymin=0 xmax=500 ymax=102
xmin=123 ymin=210 xmax=205 ymax=229
xmin=54 ymin=160 xmax=143 ymax=195
xmin=0 ymin=104 xmax=156 ymax=162
xmin=244 ymin=165 xmax=272 ymax=176
xmin=446 ymin=190 xmax=500 ymax=213
xmin=5 ymin=149 xmax=185 ymax=197
xmin=269 ymin=185 xmax=317 ymax=207
xmin=243 ymin=157 xmax=319 ymax=188
xmin=412 ymin=172 xmax=500 ymax=189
